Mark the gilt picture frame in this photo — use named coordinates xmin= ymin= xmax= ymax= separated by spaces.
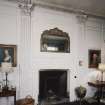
xmin=0 ymin=44 xmax=17 ymax=67
xmin=88 ymin=49 xmax=101 ymax=68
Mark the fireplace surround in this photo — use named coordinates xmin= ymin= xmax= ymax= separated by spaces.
xmin=38 ymin=69 xmax=70 ymax=105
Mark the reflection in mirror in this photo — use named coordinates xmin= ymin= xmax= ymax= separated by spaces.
xmin=41 ymin=28 xmax=70 ymax=53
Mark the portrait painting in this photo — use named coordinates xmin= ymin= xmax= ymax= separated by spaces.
xmin=0 ymin=44 xmax=17 ymax=67
xmin=88 ymin=49 xmax=101 ymax=68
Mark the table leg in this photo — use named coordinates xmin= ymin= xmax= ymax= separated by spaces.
xmin=14 ymin=95 xmax=16 ymax=105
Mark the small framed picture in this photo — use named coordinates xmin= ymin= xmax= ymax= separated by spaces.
xmin=0 ymin=44 xmax=17 ymax=67
xmin=88 ymin=49 xmax=101 ymax=68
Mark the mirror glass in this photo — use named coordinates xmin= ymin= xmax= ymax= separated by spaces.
xmin=41 ymin=28 xmax=70 ymax=53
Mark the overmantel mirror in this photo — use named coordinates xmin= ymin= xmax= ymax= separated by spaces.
xmin=41 ymin=28 xmax=70 ymax=53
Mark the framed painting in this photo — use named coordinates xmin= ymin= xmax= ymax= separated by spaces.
xmin=0 ymin=44 xmax=17 ymax=67
xmin=88 ymin=49 xmax=101 ymax=68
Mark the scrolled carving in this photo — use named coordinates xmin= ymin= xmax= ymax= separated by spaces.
xmin=42 ymin=27 xmax=69 ymax=37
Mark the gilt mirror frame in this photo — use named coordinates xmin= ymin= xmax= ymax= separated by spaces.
xmin=40 ymin=28 xmax=70 ymax=53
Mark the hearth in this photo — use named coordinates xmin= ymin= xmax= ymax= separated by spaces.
xmin=38 ymin=69 xmax=70 ymax=105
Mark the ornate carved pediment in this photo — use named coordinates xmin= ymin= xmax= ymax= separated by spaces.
xmin=42 ymin=27 xmax=69 ymax=38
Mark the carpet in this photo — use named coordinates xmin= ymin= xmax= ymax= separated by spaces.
xmin=56 ymin=100 xmax=105 ymax=105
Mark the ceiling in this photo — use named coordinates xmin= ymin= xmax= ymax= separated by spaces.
xmin=6 ymin=0 xmax=105 ymax=18
xmin=35 ymin=0 xmax=105 ymax=18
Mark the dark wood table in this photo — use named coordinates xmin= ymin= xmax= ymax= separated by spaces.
xmin=0 ymin=89 xmax=16 ymax=105
xmin=88 ymin=81 xmax=105 ymax=87
xmin=88 ymin=81 xmax=105 ymax=103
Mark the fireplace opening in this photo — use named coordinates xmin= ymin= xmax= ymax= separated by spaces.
xmin=39 ymin=70 xmax=69 ymax=104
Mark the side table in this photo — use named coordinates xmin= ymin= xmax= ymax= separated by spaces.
xmin=88 ymin=81 xmax=105 ymax=103
xmin=0 ymin=89 xmax=16 ymax=105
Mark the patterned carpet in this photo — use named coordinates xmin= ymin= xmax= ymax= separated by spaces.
xmin=57 ymin=100 xmax=105 ymax=105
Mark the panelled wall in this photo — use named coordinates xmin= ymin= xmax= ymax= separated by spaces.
xmin=0 ymin=1 xmax=105 ymax=105
xmin=32 ymin=7 xmax=105 ymax=101
xmin=77 ymin=18 xmax=105 ymax=97
xmin=0 ymin=1 xmax=19 ymax=105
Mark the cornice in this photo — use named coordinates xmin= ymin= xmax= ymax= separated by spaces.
xmin=0 ymin=0 xmax=18 ymax=8
xmin=35 ymin=0 xmax=105 ymax=20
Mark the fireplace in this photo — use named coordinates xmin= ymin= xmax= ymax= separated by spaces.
xmin=39 ymin=69 xmax=69 ymax=105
